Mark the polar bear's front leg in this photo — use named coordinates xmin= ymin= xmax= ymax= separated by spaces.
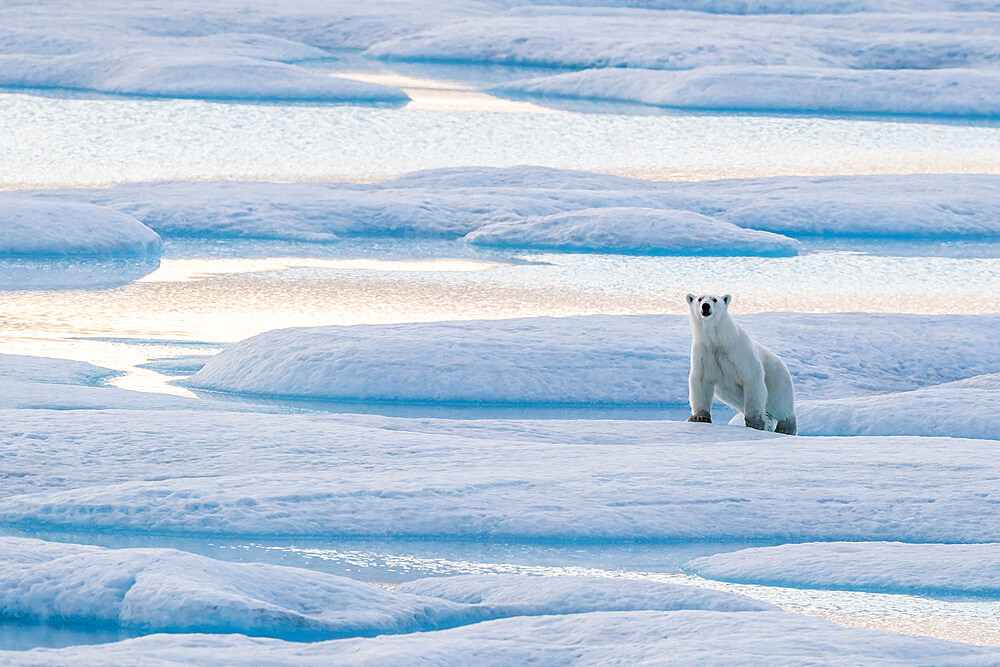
xmin=742 ymin=373 xmax=768 ymax=431
xmin=688 ymin=370 xmax=715 ymax=424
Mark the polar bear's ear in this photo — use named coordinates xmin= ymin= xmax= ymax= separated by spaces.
xmin=686 ymin=293 xmax=695 ymax=304
xmin=722 ymin=294 xmax=731 ymax=305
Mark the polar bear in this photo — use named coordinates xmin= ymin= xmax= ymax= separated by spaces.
xmin=685 ymin=293 xmax=796 ymax=435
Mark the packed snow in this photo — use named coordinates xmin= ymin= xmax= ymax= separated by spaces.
xmin=498 ymin=65 xmax=1000 ymax=117
xmin=0 ymin=199 xmax=161 ymax=258
xmin=6 ymin=609 xmax=1000 ymax=665
xmin=397 ymin=574 xmax=774 ymax=614
xmin=797 ymin=373 xmax=1000 ymax=440
xmin=464 ymin=207 xmax=799 ymax=255
xmin=21 ymin=169 xmax=1000 ymax=247
xmin=185 ymin=314 xmax=1000 ymax=411
xmin=1 ymin=391 xmax=999 ymax=541
xmin=0 ymin=542 xmax=773 ymax=640
xmin=0 ymin=537 xmax=477 ymax=640
xmin=685 ymin=542 xmax=1000 ymax=597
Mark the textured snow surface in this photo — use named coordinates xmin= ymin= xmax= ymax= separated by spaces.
xmin=499 ymin=65 xmax=1000 ymax=116
xmin=2 ymin=403 xmax=1000 ymax=542
xmin=0 ymin=354 xmax=116 ymax=387
xmin=186 ymin=313 xmax=1000 ymax=409
xmin=0 ymin=538 xmax=475 ymax=639
xmin=0 ymin=544 xmax=770 ymax=640
xmin=24 ymin=169 xmax=1000 ymax=246
xmin=686 ymin=542 xmax=1000 ymax=597
xmin=397 ymin=574 xmax=775 ymax=614
xmin=6 ymin=609 xmax=1000 ymax=665
xmin=0 ymin=198 xmax=161 ymax=257
xmin=798 ymin=373 xmax=1000 ymax=439
xmin=464 ymin=207 xmax=799 ymax=255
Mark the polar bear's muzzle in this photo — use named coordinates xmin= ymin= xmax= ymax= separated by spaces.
xmin=701 ymin=302 xmax=712 ymax=317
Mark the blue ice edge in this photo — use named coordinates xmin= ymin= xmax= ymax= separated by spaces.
xmin=679 ymin=565 xmax=1000 ymax=601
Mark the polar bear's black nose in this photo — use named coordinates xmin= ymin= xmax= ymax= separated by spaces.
xmin=701 ymin=303 xmax=711 ymax=316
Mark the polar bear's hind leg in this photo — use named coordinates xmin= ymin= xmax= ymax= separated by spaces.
xmin=775 ymin=417 xmax=797 ymax=436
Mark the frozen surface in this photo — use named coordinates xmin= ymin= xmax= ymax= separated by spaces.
xmin=6 ymin=609 xmax=1000 ymax=665
xmin=798 ymin=373 xmax=1000 ymax=440
xmin=0 ymin=537 xmax=475 ymax=640
xmin=1 ymin=400 xmax=1000 ymax=542
xmin=464 ymin=207 xmax=799 ymax=255
xmin=499 ymin=65 xmax=1000 ymax=117
xmin=0 ymin=354 xmax=116 ymax=387
xmin=0 ymin=198 xmax=160 ymax=258
xmin=686 ymin=542 xmax=1000 ymax=597
xmin=25 ymin=169 xmax=1000 ymax=245
xmin=186 ymin=314 xmax=1000 ymax=407
xmin=397 ymin=574 xmax=774 ymax=613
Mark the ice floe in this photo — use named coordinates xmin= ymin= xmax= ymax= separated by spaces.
xmin=685 ymin=542 xmax=1000 ymax=597
xmin=184 ymin=314 xmax=1000 ymax=408
xmin=0 ymin=199 xmax=160 ymax=258
xmin=1 ymin=404 xmax=998 ymax=542
xmin=498 ymin=65 xmax=1000 ymax=117
xmin=23 ymin=169 xmax=1000 ymax=246
xmin=0 ymin=537 xmax=474 ymax=640
xmin=6 ymin=608 xmax=1000 ymax=665
xmin=464 ymin=207 xmax=799 ymax=255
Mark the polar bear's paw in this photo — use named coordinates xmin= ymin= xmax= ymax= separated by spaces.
xmin=687 ymin=414 xmax=712 ymax=423
xmin=744 ymin=414 xmax=769 ymax=430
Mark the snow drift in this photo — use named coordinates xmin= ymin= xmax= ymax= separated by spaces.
xmin=685 ymin=542 xmax=1000 ymax=597
xmin=0 ymin=198 xmax=161 ymax=257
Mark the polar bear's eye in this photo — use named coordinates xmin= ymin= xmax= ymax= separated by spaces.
xmin=712 ymin=298 xmax=717 ymax=303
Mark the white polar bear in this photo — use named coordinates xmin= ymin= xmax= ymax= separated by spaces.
xmin=685 ymin=293 xmax=796 ymax=435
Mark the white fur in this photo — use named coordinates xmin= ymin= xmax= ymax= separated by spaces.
xmin=685 ymin=293 xmax=796 ymax=434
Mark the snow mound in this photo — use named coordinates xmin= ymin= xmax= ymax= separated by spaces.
xmin=0 ymin=537 xmax=474 ymax=639
xmin=685 ymin=542 xmax=1000 ymax=597
xmin=0 ymin=198 xmax=161 ymax=257
xmin=7 ymin=608 xmax=1000 ymax=665
xmin=185 ymin=314 xmax=1000 ymax=405
xmin=798 ymin=373 xmax=1000 ymax=440
xmin=464 ymin=207 xmax=799 ymax=256
xmin=498 ymin=65 xmax=1000 ymax=117
xmin=29 ymin=169 xmax=1000 ymax=243
xmin=398 ymin=574 xmax=775 ymax=614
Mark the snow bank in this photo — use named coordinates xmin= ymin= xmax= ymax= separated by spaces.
xmin=29 ymin=168 xmax=1000 ymax=243
xmin=685 ymin=542 xmax=1000 ymax=597
xmin=7 ymin=609 xmax=1000 ymax=665
xmin=497 ymin=65 xmax=1000 ymax=117
xmin=185 ymin=314 xmax=1000 ymax=405
xmin=464 ymin=207 xmax=799 ymax=256
xmin=0 ymin=198 xmax=161 ymax=258
xmin=0 ymin=537 xmax=474 ymax=639
xmin=398 ymin=574 xmax=775 ymax=614
xmin=2 ymin=409 xmax=999 ymax=542
xmin=798 ymin=373 xmax=1000 ymax=440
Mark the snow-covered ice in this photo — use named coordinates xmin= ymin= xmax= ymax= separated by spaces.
xmin=464 ymin=207 xmax=800 ymax=255
xmin=1 ymin=392 xmax=999 ymax=542
xmin=498 ymin=65 xmax=1000 ymax=117
xmin=185 ymin=314 xmax=1000 ymax=410
xmin=0 ymin=537 xmax=476 ymax=640
xmin=6 ymin=609 xmax=1000 ymax=665
xmin=797 ymin=373 xmax=1000 ymax=440
xmin=686 ymin=542 xmax=1000 ymax=597
xmin=0 ymin=199 xmax=161 ymax=258
xmin=22 ymin=169 xmax=1000 ymax=248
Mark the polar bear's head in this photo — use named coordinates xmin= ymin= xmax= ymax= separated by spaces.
xmin=686 ymin=293 xmax=731 ymax=321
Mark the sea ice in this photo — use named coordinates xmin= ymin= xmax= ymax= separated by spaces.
xmin=0 ymin=198 xmax=161 ymax=258
xmin=685 ymin=542 xmax=1000 ymax=597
